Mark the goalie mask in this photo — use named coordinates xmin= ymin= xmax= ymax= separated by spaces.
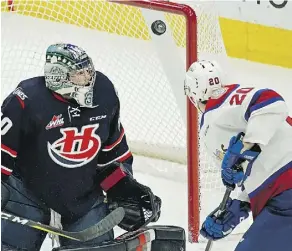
xmin=44 ymin=43 xmax=96 ymax=108
xmin=184 ymin=60 xmax=225 ymax=111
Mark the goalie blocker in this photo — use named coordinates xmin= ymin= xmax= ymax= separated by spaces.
xmin=53 ymin=225 xmax=185 ymax=251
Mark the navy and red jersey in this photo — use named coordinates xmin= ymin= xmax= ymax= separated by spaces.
xmin=1 ymin=71 xmax=133 ymax=219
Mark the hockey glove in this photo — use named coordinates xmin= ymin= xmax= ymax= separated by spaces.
xmin=98 ymin=162 xmax=161 ymax=232
xmin=200 ymin=199 xmax=250 ymax=240
xmin=221 ymin=132 xmax=259 ymax=188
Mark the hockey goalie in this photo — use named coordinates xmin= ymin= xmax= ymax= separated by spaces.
xmin=1 ymin=43 xmax=186 ymax=251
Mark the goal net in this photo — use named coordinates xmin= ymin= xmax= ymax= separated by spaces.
xmin=1 ymin=0 xmax=246 ymax=243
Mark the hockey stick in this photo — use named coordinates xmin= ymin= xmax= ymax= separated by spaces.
xmin=205 ymin=187 xmax=233 ymax=251
xmin=1 ymin=207 xmax=125 ymax=242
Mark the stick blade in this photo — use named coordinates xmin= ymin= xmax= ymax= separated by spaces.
xmin=72 ymin=207 xmax=125 ymax=242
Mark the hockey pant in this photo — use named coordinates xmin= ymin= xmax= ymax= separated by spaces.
xmin=1 ymin=175 xmax=114 ymax=251
xmin=235 ymin=189 xmax=292 ymax=251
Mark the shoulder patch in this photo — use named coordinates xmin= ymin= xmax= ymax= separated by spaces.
xmin=13 ymin=87 xmax=28 ymax=101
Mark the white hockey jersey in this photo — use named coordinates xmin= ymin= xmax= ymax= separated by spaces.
xmin=200 ymin=84 xmax=292 ymax=218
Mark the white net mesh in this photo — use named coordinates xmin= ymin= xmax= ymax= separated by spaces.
xmin=1 ymin=0 xmax=249 ymax=240
xmin=1 ymin=0 xmax=225 ymax=158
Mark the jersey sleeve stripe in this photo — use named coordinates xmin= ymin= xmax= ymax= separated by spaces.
xmin=1 ymin=165 xmax=12 ymax=176
xmin=245 ymin=89 xmax=284 ymax=121
xmin=102 ymin=128 xmax=125 ymax=152
xmin=1 ymin=144 xmax=17 ymax=158
xmin=118 ymin=150 xmax=132 ymax=162
xmin=248 ymin=161 xmax=292 ymax=199
xmin=100 ymin=166 xmax=127 ymax=192
xmin=248 ymin=162 xmax=292 ymax=218
xmin=15 ymin=95 xmax=25 ymax=109
xmin=97 ymin=150 xmax=132 ymax=167
xmin=250 ymin=96 xmax=283 ymax=114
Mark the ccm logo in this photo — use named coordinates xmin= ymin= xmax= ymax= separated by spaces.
xmin=1 ymin=212 xmax=28 ymax=225
xmin=90 ymin=115 xmax=107 ymax=121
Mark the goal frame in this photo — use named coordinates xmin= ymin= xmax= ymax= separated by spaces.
xmin=112 ymin=0 xmax=199 ymax=242
xmin=5 ymin=0 xmax=200 ymax=243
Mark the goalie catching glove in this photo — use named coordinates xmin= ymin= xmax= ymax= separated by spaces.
xmin=98 ymin=162 xmax=161 ymax=232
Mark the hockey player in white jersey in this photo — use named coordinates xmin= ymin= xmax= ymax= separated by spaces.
xmin=184 ymin=60 xmax=292 ymax=251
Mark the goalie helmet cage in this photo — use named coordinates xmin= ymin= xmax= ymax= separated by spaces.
xmin=1 ymin=0 xmax=236 ymax=243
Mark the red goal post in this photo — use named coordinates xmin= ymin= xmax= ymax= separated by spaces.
xmin=114 ymin=1 xmax=200 ymax=242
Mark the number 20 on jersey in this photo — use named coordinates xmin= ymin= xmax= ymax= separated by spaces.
xmin=230 ymin=88 xmax=254 ymax=106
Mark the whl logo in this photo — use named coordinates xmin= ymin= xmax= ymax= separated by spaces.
xmin=46 ymin=114 xmax=64 ymax=130
xmin=47 ymin=124 xmax=101 ymax=168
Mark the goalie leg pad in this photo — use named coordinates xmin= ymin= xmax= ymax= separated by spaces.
xmin=52 ymin=242 xmax=126 ymax=251
xmin=147 ymin=225 xmax=186 ymax=251
xmin=53 ymin=225 xmax=185 ymax=251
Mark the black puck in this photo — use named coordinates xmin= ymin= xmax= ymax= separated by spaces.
xmin=151 ymin=20 xmax=167 ymax=35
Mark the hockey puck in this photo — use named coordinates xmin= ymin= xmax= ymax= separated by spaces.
xmin=151 ymin=20 xmax=166 ymax=35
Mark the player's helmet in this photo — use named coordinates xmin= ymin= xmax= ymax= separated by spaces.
xmin=44 ymin=43 xmax=96 ymax=107
xmin=184 ymin=60 xmax=225 ymax=109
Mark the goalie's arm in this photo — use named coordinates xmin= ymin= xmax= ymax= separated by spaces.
xmin=97 ymin=98 xmax=133 ymax=171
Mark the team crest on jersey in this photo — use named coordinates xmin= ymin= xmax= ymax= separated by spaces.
xmin=47 ymin=124 xmax=101 ymax=168
xmin=46 ymin=114 xmax=64 ymax=130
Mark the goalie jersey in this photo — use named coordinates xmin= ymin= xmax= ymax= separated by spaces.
xmin=200 ymin=84 xmax=292 ymax=218
xmin=1 ymin=72 xmax=133 ymax=219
